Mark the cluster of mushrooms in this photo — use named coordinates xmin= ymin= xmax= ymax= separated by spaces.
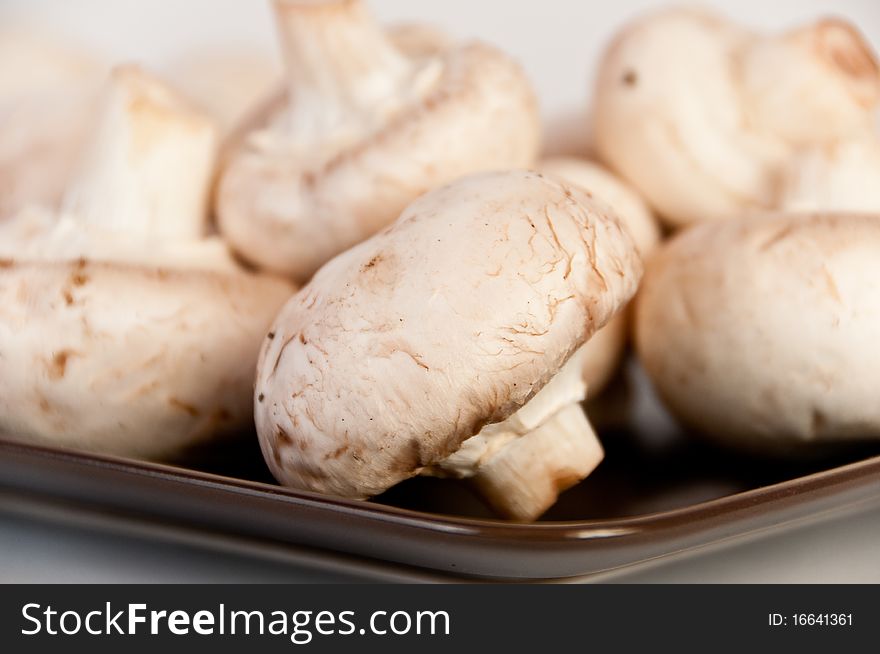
xmin=2 ymin=1 xmax=880 ymax=522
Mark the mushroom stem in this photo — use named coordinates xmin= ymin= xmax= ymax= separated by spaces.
xmin=272 ymin=0 xmax=423 ymax=146
xmin=61 ymin=65 xmax=217 ymax=241
xmin=472 ymin=404 xmax=603 ymax=522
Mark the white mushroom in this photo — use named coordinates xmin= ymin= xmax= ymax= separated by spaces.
xmin=593 ymin=8 xmax=880 ymax=228
xmin=0 ymin=27 xmax=103 ymax=219
xmin=635 ymin=212 xmax=880 ymax=451
xmin=0 ymin=65 xmax=294 ymax=460
xmin=781 ymin=138 xmax=880 ymax=212
xmin=256 ymin=170 xmax=642 ymax=520
xmin=217 ymin=0 xmax=541 ymax=282
xmin=539 ymin=156 xmax=660 ymax=395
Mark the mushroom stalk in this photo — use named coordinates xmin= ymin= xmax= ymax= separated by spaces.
xmin=426 ymin=345 xmax=601 ymax=521
xmin=473 ymin=405 xmax=603 ymax=521
xmin=61 ymin=65 xmax=217 ymax=241
xmin=273 ymin=0 xmax=424 ymax=147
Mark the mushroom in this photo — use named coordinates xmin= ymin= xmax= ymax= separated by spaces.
xmin=635 ymin=212 xmax=880 ymax=451
xmin=217 ymin=0 xmax=541 ymax=282
xmin=593 ymin=7 xmax=880 ymax=228
xmin=781 ymin=138 xmax=880 ymax=213
xmin=539 ymin=156 xmax=660 ymax=395
xmin=0 ymin=27 xmax=103 ymax=219
xmin=0 ymin=65 xmax=294 ymax=460
xmin=256 ymin=170 xmax=642 ymax=520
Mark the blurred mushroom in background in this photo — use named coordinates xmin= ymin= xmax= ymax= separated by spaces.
xmin=0 ymin=65 xmax=294 ymax=460
xmin=216 ymin=0 xmax=541 ymax=283
xmin=593 ymin=7 xmax=880 ymax=229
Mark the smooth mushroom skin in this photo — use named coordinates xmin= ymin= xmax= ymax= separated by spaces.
xmin=781 ymin=138 xmax=880 ymax=212
xmin=256 ymin=170 xmax=642 ymax=510
xmin=593 ymin=8 xmax=880 ymax=229
xmin=0 ymin=28 xmax=103 ymax=219
xmin=539 ymin=157 xmax=660 ymax=395
xmin=636 ymin=213 xmax=880 ymax=450
xmin=217 ymin=0 xmax=541 ymax=282
xmin=0 ymin=65 xmax=294 ymax=459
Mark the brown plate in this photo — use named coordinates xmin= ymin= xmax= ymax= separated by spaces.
xmin=2 ymin=365 xmax=880 ymax=580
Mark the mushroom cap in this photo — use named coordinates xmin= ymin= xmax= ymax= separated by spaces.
xmin=636 ymin=212 xmax=880 ymax=449
xmin=593 ymin=8 xmax=880 ymax=228
xmin=0 ymin=64 xmax=297 ymax=459
xmin=0 ymin=259 xmax=293 ymax=459
xmin=539 ymin=157 xmax=660 ymax=257
xmin=539 ymin=157 xmax=659 ymax=395
xmin=218 ymin=40 xmax=540 ymax=282
xmin=256 ymin=170 xmax=642 ymax=498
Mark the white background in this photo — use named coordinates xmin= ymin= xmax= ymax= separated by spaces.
xmin=3 ymin=0 xmax=880 ymax=118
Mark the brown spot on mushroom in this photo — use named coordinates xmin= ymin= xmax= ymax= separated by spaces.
xmin=758 ymin=224 xmax=797 ymax=251
xmin=169 ymin=397 xmax=200 ymax=417
xmin=70 ymin=271 xmax=89 ymax=287
xmin=403 ymin=350 xmax=429 ymax=371
xmin=622 ymin=69 xmax=638 ymax=86
xmin=48 ymin=350 xmax=75 ymax=380
xmin=62 ymin=290 xmax=75 ymax=306
xmin=267 ymin=331 xmax=275 ymax=340
xmin=553 ymin=471 xmax=583 ymax=493
xmin=258 ymin=392 xmax=265 ymax=403
xmin=821 ymin=266 xmax=842 ymax=304
xmin=326 ymin=443 xmax=350 ymax=460
xmin=275 ymin=425 xmax=293 ymax=446
xmin=39 ymin=397 xmax=51 ymax=413
xmin=362 ymin=253 xmax=383 ymax=271
xmin=270 ymin=332 xmax=297 ymax=377
xmin=0 ymin=259 xmax=13 ymax=269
